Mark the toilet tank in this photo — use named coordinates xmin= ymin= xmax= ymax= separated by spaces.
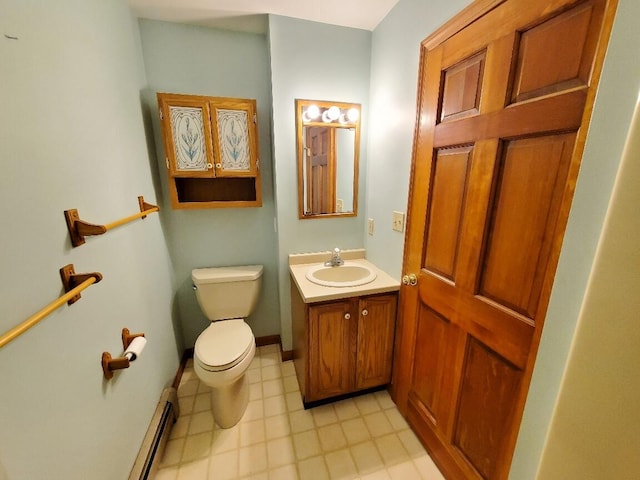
xmin=192 ymin=265 xmax=263 ymax=321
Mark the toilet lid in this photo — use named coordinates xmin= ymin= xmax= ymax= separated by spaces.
xmin=195 ymin=319 xmax=254 ymax=371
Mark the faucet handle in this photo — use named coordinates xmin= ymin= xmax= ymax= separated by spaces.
xmin=325 ymin=247 xmax=344 ymax=266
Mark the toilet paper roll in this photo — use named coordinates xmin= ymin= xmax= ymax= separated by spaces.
xmin=124 ymin=336 xmax=147 ymax=361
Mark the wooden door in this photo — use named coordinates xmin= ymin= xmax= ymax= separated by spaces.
xmin=392 ymin=0 xmax=616 ymax=479
xmin=307 ymin=299 xmax=356 ymax=402
xmin=356 ymin=294 xmax=397 ymax=390
xmin=306 ymin=127 xmax=336 ymax=214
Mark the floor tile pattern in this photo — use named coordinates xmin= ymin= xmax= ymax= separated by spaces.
xmin=155 ymin=345 xmax=445 ymax=480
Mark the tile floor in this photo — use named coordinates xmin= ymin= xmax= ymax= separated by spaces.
xmin=155 ymin=344 xmax=445 ymax=480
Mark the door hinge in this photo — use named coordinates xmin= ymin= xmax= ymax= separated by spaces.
xmin=159 ymin=110 xmax=163 ymax=121
xmin=253 ymin=113 xmax=257 ymax=124
xmin=165 ymin=157 xmax=169 ymax=170
xmin=257 ymin=158 xmax=260 ymax=170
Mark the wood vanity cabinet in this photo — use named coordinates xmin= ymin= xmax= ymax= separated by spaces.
xmin=291 ymin=284 xmax=397 ymax=404
xmin=157 ymin=92 xmax=261 ymax=209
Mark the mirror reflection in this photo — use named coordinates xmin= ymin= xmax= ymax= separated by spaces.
xmin=295 ymin=99 xmax=361 ymax=218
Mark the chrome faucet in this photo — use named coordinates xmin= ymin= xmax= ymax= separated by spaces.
xmin=324 ymin=247 xmax=344 ymax=267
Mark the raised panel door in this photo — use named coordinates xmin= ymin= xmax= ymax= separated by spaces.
xmin=393 ymin=0 xmax=616 ymax=478
xmin=355 ymin=294 xmax=397 ymax=390
xmin=307 ymin=300 xmax=356 ymax=402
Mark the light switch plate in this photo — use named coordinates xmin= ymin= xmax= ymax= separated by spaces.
xmin=392 ymin=211 xmax=405 ymax=232
xmin=368 ymin=218 xmax=375 ymax=236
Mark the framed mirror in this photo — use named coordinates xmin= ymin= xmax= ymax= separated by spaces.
xmin=295 ymin=99 xmax=361 ymax=219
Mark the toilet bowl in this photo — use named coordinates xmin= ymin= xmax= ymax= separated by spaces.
xmin=191 ymin=265 xmax=263 ymax=428
xmin=193 ymin=319 xmax=256 ymax=428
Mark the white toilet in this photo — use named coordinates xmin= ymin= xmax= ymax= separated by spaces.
xmin=191 ymin=264 xmax=263 ymax=428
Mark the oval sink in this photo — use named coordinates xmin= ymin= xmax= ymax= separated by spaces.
xmin=305 ymin=262 xmax=377 ymax=287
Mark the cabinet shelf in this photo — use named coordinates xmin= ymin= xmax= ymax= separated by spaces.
xmin=175 ymin=177 xmax=259 ymax=207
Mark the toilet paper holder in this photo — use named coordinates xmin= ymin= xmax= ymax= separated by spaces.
xmin=101 ymin=328 xmax=146 ymax=380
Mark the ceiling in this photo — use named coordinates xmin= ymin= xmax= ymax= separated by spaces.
xmin=128 ymin=0 xmax=400 ymax=33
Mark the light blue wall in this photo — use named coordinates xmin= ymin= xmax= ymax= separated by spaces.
xmin=366 ymin=0 xmax=470 ymax=278
xmin=268 ymin=15 xmax=372 ymax=350
xmin=137 ymin=20 xmax=280 ymax=348
xmin=0 ymin=1 xmax=178 ymax=479
xmin=366 ymin=0 xmax=640 ymax=478
xmin=536 ymin=95 xmax=640 ymax=480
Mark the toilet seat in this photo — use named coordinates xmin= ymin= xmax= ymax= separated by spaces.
xmin=195 ymin=319 xmax=254 ymax=372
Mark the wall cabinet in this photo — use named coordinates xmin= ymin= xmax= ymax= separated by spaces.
xmin=291 ymin=284 xmax=397 ymax=405
xmin=157 ymin=93 xmax=261 ymax=209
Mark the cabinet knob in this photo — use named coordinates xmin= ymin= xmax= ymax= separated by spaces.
xmin=206 ymin=163 xmax=213 ymax=169
xmin=402 ymin=273 xmax=418 ymax=286
xmin=344 ymin=313 xmax=351 ymax=320
xmin=362 ymin=309 xmax=368 ymax=316
xmin=216 ymin=163 xmax=222 ymax=169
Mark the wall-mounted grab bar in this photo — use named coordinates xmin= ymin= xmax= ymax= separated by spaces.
xmin=0 ymin=264 xmax=103 ymax=349
xmin=64 ymin=196 xmax=159 ymax=247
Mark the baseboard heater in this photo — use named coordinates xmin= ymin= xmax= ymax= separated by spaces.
xmin=129 ymin=387 xmax=179 ymax=480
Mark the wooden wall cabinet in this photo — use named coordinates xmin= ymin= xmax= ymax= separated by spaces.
xmin=291 ymin=284 xmax=397 ymax=405
xmin=157 ymin=92 xmax=262 ymax=209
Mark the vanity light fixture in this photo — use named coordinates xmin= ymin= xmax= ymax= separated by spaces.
xmin=302 ymin=104 xmax=359 ymax=126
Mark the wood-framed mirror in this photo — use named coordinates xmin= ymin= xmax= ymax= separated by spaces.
xmin=295 ymin=99 xmax=361 ymax=219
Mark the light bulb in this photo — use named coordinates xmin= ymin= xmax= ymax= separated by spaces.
xmin=306 ymin=105 xmax=320 ymax=120
xmin=347 ymin=108 xmax=359 ymax=122
xmin=327 ymin=106 xmax=340 ymax=121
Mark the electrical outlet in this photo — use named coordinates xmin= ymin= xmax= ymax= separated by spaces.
xmin=392 ymin=211 xmax=405 ymax=232
xmin=368 ymin=218 xmax=375 ymax=235
xmin=336 ymin=198 xmax=344 ymax=212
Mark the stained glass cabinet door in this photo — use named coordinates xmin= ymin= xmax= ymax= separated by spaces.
xmin=158 ymin=96 xmax=215 ymax=178
xmin=210 ymin=99 xmax=258 ymax=177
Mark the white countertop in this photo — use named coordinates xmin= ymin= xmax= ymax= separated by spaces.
xmin=289 ymin=250 xmax=400 ymax=303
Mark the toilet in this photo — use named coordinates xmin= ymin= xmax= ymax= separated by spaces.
xmin=191 ymin=264 xmax=263 ymax=428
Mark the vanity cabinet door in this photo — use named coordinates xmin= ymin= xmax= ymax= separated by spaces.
xmin=307 ymin=299 xmax=357 ymax=402
xmin=356 ymin=294 xmax=397 ymax=390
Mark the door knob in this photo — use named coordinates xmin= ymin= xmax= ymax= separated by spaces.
xmin=402 ymin=273 xmax=418 ymax=286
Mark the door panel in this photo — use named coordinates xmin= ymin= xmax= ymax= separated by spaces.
xmin=440 ymin=52 xmax=485 ymax=122
xmin=393 ymin=0 xmax=616 ymax=479
xmin=479 ymin=134 xmax=575 ymax=317
xmin=453 ymin=338 xmax=522 ymax=480
xmin=425 ymin=146 xmax=473 ymax=280
xmin=409 ymin=304 xmax=451 ymax=425
xmin=512 ymin=2 xmax=595 ymax=102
